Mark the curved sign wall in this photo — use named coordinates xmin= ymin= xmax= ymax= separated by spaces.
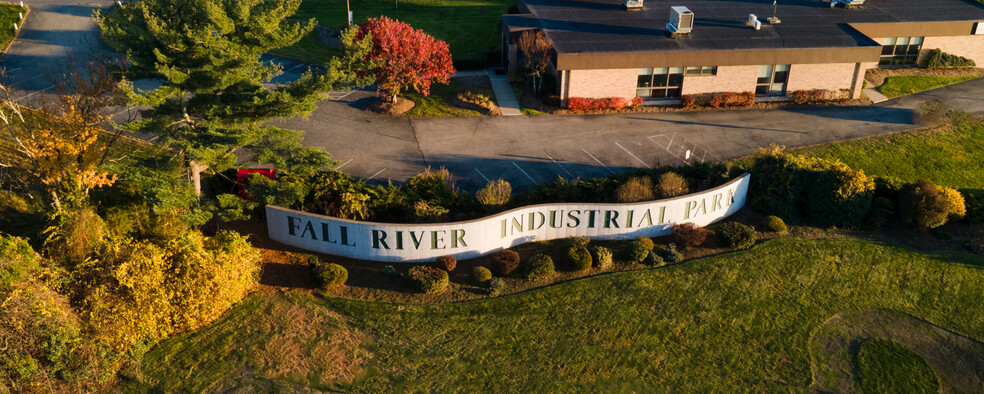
xmin=266 ymin=173 xmax=750 ymax=263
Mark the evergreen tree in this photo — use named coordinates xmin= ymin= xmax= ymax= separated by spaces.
xmin=96 ymin=0 xmax=366 ymax=194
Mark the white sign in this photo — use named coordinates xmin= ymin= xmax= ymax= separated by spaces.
xmin=266 ymin=174 xmax=750 ymax=263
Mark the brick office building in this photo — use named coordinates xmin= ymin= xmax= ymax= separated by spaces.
xmin=502 ymin=0 xmax=984 ymax=105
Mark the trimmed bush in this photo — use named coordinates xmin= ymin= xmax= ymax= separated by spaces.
xmin=963 ymin=190 xmax=984 ymax=224
xmin=656 ymin=172 xmax=689 ymax=198
xmin=567 ymin=96 xmax=643 ymax=111
xmin=472 ymin=266 xmax=492 ymax=283
xmin=671 ymin=223 xmax=707 ymax=249
xmin=643 ymin=251 xmax=665 ymax=266
xmin=383 ymin=265 xmax=399 ymax=276
xmin=921 ymin=48 xmax=976 ymax=68
xmin=476 ymin=179 xmax=511 ymax=207
xmin=658 ymin=247 xmax=683 ymax=264
xmin=900 ymin=180 xmax=951 ymax=230
xmin=625 ymin=236 xmax=654 ymax=263
xmin=615 ymin=177 xmax=655 ymax=202
xmin=568 ymin=246 xmax=592 ymax=272
xmin=941 ymin=186 xmax=966 ymax=220
xmin=568 ymin=236 xmax=590 ymax=248
xmin=717 ymin=222 xmax=757 ymax=250
xmin=407 ymin=265 xmax=449 ymax=294
xmin=491 ymin=249 xmax=521 ymax=275
xmin=524 ymin=253 xmax=555 ymax=280
xmin=592 ymin=246 xmax=613 ymax=269
xmin=312 ymin=262 xmax=348 ymax=290
xmin=488 ymin=277 xmax=505 ymax=296
xmin=436 ymin=255 xmax=457 ymax=272
xmin=763 ymin=216 xmax=787 ymax=234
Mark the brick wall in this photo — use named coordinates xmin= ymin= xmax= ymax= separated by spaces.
xmin=565 ymin=68 xmax=637 ymax=99
xmin=681 ymin=65 xmax=759 ymax=95
xmin=786 ymin=62 xmax=858 ymax=96
xmin=921 ymin=35 xmax=984 ymax=66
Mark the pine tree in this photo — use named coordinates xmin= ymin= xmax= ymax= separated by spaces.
xmin=96 ymin=0 xmax=365 ymax=194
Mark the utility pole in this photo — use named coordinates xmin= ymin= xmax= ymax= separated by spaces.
xmin=347 ymin=0 xmax=352 ymax=26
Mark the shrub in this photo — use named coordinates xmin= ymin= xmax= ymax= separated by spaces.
xmin=656 ymin=172 xmax=689 ymax=198
xmin=0 ymin=235 xmax=40 ymax=290
xmin=407 ymin=266 xmax=449 ymax=294
xmin=568 ymin=236 xmax=590 ymax=248
xmin=488 ymin=277 xmax=505 ymax=296
xmin=524 ymin=253 xmax=555 ymax=280
xmin=312 ymin=262 xmax=348 ymax=290
xmin=789 ymin=89 xmax=825 ymax=105
xmin=707 ymin=92 xmax=755 ymax=108
xmin=921 ymin=49 xmax=976 ymax=68
xmin=472 ymin=266 xmax=492 ymax=283
xmin=671 ymin=223 xmax=707 ymax=249
xmin=940 ymin=186 xmax=966 ymax=220
xmin=658 ymin=247 xmax=683 ymax=264
xmin=717 ymin=222 xmax=757 ymax=250
xmin=643 ymin=251 xmax=665 ymax=266
xmin=900 ymin=180 xmax=952 ymax=230
xmin=566 ymin=96 xmax=640 ymax=111
xmin=680 ymin=95 xmax=697 ymax=108
xmin=568 ymin=246 xmax=593 ymax=272
xmin=413 ymin=200 xmax=449 ymax=221
xmin=625 ymin=236 xmax=654 ymax=263
xmin=963 ymin=190 xmax=984 ymax=224
xmin=436 ymin=255 xmax=457 ymax=272
xmin=615 ymin=177 xmax=655 ymax=202
xmin=868 ymin=197 xmax=897 ymax=228
xmin=491 ymin=249 xmax=521 ymax=275
xmin=476 ymin=179 xmax=512 ymax=207
xmin=383 ymin=265 xmax=400 ymax=276
xmin=763 ymin=216 xmax=787 ymax=234
xmin=592 ymin=246 xmax=613 ymax=269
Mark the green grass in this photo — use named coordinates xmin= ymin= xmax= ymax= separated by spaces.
xmin=0 ymin=3 xmax=27 ymax=52
xmin=270 ymin=29 xmax=340 ymax=65
xmin=855 ymin=339 xmax=940 ymax=393
xmin=795 ymin=120 xmax=984 ymax=189
xmin=877 ymin=76 xmax=976 ymax=98
xmin=132 ymin=238 xmax=984 ymax=391
xmin=293 ymin=0 xmax=515 ymax=68
xmin=403 ymin=79 xmax=497 ymax=117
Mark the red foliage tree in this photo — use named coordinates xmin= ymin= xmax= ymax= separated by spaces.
xmin=354 ymin=17 xmax=456 ymax=102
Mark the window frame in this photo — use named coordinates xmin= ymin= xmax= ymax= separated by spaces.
xmin=879 ymin=36 xmax=923 ymax=66
xmin=685 ymin=66 xmax=718 ymax=76
xmin=636 ymin=67 xmax=685 ymax=98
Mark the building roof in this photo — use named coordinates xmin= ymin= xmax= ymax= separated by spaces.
xmin=519 ymin=0 xmax=984 ymax=55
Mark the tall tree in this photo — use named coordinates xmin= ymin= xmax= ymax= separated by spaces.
xmin=96 ymin=0 xmax=363 ymax=194
xmin=517 ymin=30 xmax=552 ymax=96
xmin=352 ymin=16 xmax=455 ymax=102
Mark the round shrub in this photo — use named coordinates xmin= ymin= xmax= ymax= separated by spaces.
xmin=568 ymin=246 xmax=592 ymax=272
xmin=625 ymin=236 xmax=654 ymax=263
xmin=592 ymin=246 xmax=613 ymax=269
xmin=490 ymin=249 xmax=521 ymax=275
xmin=488 ymin=277 xmax=505 ymax=296
xmin=524 ymin=253 xmax=555 ymax=280
xmin=615 ymin=176 xmax=654 ymax=202
xmin=568 ymin=236 xmax=590 ymax=248
xmin=656 ymin=172 xmax=689 ymax=198
xmin=635 ymin=236 xmax=654 ymax=251
xmin=900 ymin=180 xmax=951 ymax=230
xmin=717 ymin=222 xmax=757 ymax=250
xmin=476 ymin=178 xmax=511 ymax=207
xmin=312 ymin=262 xmax=348 ymax=290
xmin=671 ymin=223 xmax=706 ymax=249
xmin=472 ymin=266 xmax=492 ymax=283
xmin=659 ymin=247 xmax=683 ymax=264
xmin=643 ymin=251 xmax=664 ymax=266
xmin=941 ymin=186 xmax=966 ymax=220
xmin=763 ymin=215 xmax=787 ymax=234
xmin=436 ymin=255 xmax=457 ymax=272
xmin=407 ymin=265 xmax=449 ymax=294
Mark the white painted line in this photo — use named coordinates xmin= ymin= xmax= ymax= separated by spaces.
xmin=110 ymin=105 xmax=138 ymax=117
xmin=474 ymin=168 xmax=491 ymax=183
xmin=544 ymin=150 xmax=575 ymax=178
xmin=666 ymin=133 xmax=676 ymax=151
xmin=148 ymin=136 xmax=160 ymax=142
xmin=615 ymin=142 xmax=652 ymax=169
xmin=367 ymin=168 xmax=385 ymax=180
xmin=336 ymin=159 xmax=353 ymax=169
xmin=511 ymin=162 xmax=537 ymax=184
xmin=5 ymin=67 xmax=20 ymax=73
xmin=582 ymin=149 xmax=614 ymax=174
xmin=14 ymin=85 xmax=54 ymax=102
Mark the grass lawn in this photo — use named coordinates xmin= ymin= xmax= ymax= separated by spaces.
xmin=0 ymin=3 xmax=27 ymax=52
xmin=794 ymin=119 xmax=984 ymax=189
xmin=269 ymin=29 xmax=339 ymax=65
xmin=403 ymin=78 xmax=497 ymax=117
xmin=877 ymin=75 xmax=977 ymax=98
xmin=855 ymin=339 xmax=940 ymax=393
xmin=293 ymin=0 xmax=516 ymax=68
xmin=130 ymin=237 xmax=984 ymax=391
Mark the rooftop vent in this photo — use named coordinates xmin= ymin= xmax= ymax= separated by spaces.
xmin=623 ymin=0 xmax=643 ymax=10
xmin=667 ymin=6 xmax=694 ymax=36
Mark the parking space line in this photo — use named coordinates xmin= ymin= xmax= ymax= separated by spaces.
xmin=543 ymin=150 xmax=575 ymax=178
xmin=582 ymin=149 xmax=614 ymax=174
xmin=14 ymin=85 xmax=54 ymax=102
xmin=474 ymin=168 xmax=491 ymax=183
xmin=367 ymin=168 xmax=385 ymax=180
xmin=614 ymin=142 xmax=652 ymax=169
xmin=336 ymin=159 xmax=353 ymax=169
xmin=511 ymin=162 xmax=537 ymax=184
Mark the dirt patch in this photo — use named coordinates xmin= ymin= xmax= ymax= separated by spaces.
xmin=365 ymin=97 xmax=415 ymax=115
xmin=864 ymin=67 xmax=984 ymax=88
xmin=809 ymin=309 xmax=984 ymax=393
xmin=448 ymin=92 xmax=501 ymax=116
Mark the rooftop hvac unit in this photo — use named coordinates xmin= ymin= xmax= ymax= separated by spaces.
xmin=838 ymin=0 xmax=865 ymax=7
xmin=667 ymin=6 xmax=694 ymax=34
xmin=623 ymin=0 xmax=643 ymax=9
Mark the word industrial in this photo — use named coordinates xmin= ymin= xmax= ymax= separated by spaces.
xmin=266 ymin=174 xmax=749 ymax=262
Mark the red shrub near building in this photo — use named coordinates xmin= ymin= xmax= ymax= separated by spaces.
xmin=567 ymin=96 xmax=644 ymax=111
xmin=708 ymin=92 xmax=755 ymax=108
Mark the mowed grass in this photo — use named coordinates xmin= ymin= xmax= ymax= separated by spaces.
xmin=403 ymin=78 xmax=497 ymax=117
xmin=0 ymin=3 xmax=27 ymax=51
xmin=132 ymin=238 xmax=984 ymax=391
xmin=794 ymin=119 xmax=984 ymax=189
xmin=294 ymin=0 xmax=515 ymax=68
xmin=855 ymin=339 xmax=940 ymax=393
xmin=269 ymin=29 xmax=339 ymax=65
xmin=878 ymin=75 xmax=976 ymax=98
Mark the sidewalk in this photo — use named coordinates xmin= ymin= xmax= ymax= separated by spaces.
xmin=485 ymin=70 xmax=523 ymax=116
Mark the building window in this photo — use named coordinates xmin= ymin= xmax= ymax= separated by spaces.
xmin=685 ymin=66 xmax=717 ymax=76
xmin=879 ymin=37 xmax=923 ymax=66
xmin=637 ymin=67 xmax=684 ymax=98
xmin=756 ymin=64 xmax=789 ymax=96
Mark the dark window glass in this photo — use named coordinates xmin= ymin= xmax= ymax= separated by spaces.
xmin=773 ymin=71 xmax=788 ymax=84
xmin=668 ymin=73 xmax=683 ymax=87
xmin=755 ymin=85 xmax=769 ymax=95
xmin=651 ymin=89 xmax=666 ymax=98
xmin=637 ymin=75 xmax=652 ymax=88
xmin=881 ymin=46 xmax=894 ymax=56
xmin=667 ymin=88 xmax=682 ymax=98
